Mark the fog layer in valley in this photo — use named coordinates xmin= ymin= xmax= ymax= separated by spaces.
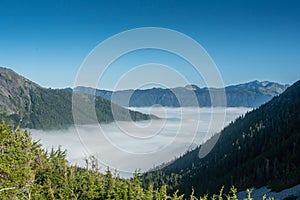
xmin=31 ymin=107 xmax=250 ymax=177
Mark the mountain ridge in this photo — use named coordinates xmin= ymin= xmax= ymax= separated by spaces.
xmin=71 ymin=80 xmax=289 ymax=108
xmin=0 ymin=67 xmax=153 ymax=130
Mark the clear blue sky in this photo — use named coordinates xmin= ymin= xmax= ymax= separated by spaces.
xmin=0 ymin=0 xmax=299 ymax=89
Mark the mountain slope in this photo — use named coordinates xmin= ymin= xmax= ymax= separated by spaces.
xmin=77 ymin=80 xmax=288 ymax=108
xmin=0 ymin=67 xmax=152 ymax=129
xmin=142 ymin=80 xmax=300 ymax=196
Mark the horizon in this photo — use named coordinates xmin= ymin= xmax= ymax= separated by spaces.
xmin=0 ymin=65 xmax=291 ymax=91
xmin=72 ymin=79 xmax=291 ymax=91
xmin=0 ymin=0 xmax=299 ymax=90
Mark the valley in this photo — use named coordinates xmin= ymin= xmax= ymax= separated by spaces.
xmin=1 ymin=1 xmax=299 ymax=199
xmin=1 ymin=67 xmax=299 ymax=199
xmin=30 ymin=107 xmax=250 ymax=177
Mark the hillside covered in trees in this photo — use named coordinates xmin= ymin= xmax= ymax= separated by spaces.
xmin=0 ymin=67 xmax=152 ymax=130
xmin=142 ymin=80 xmax=300 ymax=197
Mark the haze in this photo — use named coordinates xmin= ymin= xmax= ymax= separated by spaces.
xmin=31 ymin=107 xmax=250 ymax=177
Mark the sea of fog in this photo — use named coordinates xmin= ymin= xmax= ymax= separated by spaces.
xmin=31 ymin=107 xmax=251 ymax=177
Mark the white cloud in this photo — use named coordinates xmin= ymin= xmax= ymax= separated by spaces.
xmin=30 ymin=107 xmax=250 ymax=177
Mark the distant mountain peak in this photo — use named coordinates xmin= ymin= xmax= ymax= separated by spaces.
xmin=245 ymin=80 xmax=288 ymax=87
xmin=184 ymin=84 xmax=199 ymax=91
xmin=225 ymin=80 xmax=289 ymax=97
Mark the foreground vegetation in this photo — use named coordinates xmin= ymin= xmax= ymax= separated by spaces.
xmin=0 ymin=121 xmax=274 ymax=199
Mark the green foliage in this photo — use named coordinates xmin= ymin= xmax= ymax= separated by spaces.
xmin=0 ymin=121 xmax=38 ymax=198
xmin=0 ymin=121 xmax=270 ymax=199
xmin=227 ymin=186 xmax=238 ymax=200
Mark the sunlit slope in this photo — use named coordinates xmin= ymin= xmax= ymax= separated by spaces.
xmin=0 ymin=67 xmax=153 ymax=130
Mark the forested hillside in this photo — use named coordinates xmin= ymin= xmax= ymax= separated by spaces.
xmin=0 ymin=67 xmax=152 ymax=130
xmin=142 ymin=80 xmax=300 ymax=197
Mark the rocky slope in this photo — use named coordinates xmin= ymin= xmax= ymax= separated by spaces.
xmin=0 ymin=67 xmax=152 ymax=129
